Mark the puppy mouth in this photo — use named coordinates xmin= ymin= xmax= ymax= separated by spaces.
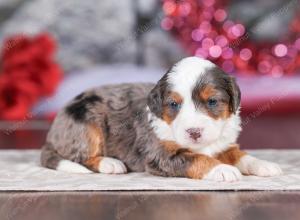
xmin=191 ymin=138 xmax=202 ymax=144
xmin=186 ymin=136 xmax=203 ymax=144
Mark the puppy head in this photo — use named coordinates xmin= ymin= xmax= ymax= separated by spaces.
xmin=147 ymin=57 xmax=241 ymax=148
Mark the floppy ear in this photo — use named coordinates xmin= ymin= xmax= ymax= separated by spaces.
xmin=147 ymin=72 xmax=169 ymax=118
xmin=227 ymin=76 xmax=241 ymax=114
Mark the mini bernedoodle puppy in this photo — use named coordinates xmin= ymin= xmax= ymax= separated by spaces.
xmin=41 ymin=57 xmax=282 ymax=182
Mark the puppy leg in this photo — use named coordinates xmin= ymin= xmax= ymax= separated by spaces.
xmin=41 ymin=143 xmax=93 ymax=174
xmin=84 ymin=156 xmax=127 ymax=174
xmin=146 ymin=141 xmax=241 ymax=182
xmin=216 ymin=145 xmax=282 ymax=177
xmin=83 ymin=123 xmax=127 ymax=174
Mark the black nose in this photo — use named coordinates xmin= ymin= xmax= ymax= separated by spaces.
xmin=186 ymin=128 xmax=202 ymax=140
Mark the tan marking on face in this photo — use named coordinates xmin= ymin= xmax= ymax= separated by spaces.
xmin=160 ymin=140 xmax=180 ymax=153
xmin=186 ymin=154 xmax=220 ymax=179
xmin=86 ymin=124 xmax=104 ymax=157
xmin=84 ymin=156 xmax=102 ymax=172
xmin=199 ymin=85 xmax=217 ymax=101
xmin=215 ymin=144 xmax=246 ymax=165
xmin=199 ymin=85 xmax=231 ymax=120
xmin=162 ymin=91 xmax=183 ymax=124
xmin=219 ymin=103 xmax=231 ymax=119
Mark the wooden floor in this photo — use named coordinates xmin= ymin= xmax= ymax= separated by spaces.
xmin=0 ymin=191 xmax=300 ymax=220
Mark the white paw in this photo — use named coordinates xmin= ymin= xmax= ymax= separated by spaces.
xmin=204 ymin=164 xmax=242 ymax=182
xmin=56 ymin=160 xmax=93 ymax=174
xmin=99 ymin=157 xmax=127 ymax=174
xmin=236 ymin=155 xmax=282 ymax=177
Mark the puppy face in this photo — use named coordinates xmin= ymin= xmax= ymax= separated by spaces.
xmin=148 ymin=57 xmax=240 ymax=148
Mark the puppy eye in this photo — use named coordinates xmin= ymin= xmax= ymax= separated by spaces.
xmin=169 ymin=101 xmax=181 ymax=111
xmin=207 ymin=98 xmax=218 ymax=107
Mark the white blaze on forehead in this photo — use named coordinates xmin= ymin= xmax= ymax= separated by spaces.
xmin=168 ymin=57 xmax=215 ymax=96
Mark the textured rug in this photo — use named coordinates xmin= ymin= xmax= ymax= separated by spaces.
xmin=0 ymin=150 xmax=299 ymax=191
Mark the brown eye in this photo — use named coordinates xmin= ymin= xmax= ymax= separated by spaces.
xmin=207 ymin=98 xmax=218 ymax=107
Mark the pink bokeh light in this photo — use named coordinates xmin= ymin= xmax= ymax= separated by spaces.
xmin=214 ymin=9 xmax=227 ymax=22
xmin=240 ymin=48 xmax=252 ymax=61
xmin=215 ymin=35 xmax=228 ymax=47
xmin=274 ymin=44 xmax=288 ymax=57
xmin=161 ymin=17 xmax=174 ymax=30
xmin=191 ymin=29 xmax=204 ymax=42
xmin=195 ymin=48 xmax=209 ymax=58
xmin=222 ymin=60 xmax=235 ymax=72
xmin=202 ymin=38 xmax=214 ymax=49
xmin=222 ymin=47 xmax=234 ymax=59
xmin=231 ymin=24 xmax=245 ymax=37
xmin=209 ymin=45 xmax=222 ymax=58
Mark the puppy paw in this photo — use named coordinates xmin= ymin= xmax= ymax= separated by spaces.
xmin=203 ymin=164 xmax=242 ymax=182
xmin=236 ymin=155 xmax=282 ymax=177
xmin=99 ymin=157 xmax=127 ymax=174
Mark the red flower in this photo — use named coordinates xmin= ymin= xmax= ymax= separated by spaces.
xmin=0 ymin=33 xmax=63 ymax=120
xmin=0 ymin=75 xmax=38 ymax=120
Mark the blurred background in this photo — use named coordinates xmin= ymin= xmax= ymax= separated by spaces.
xmin=0 ymin=0 xmax=299 ymax=149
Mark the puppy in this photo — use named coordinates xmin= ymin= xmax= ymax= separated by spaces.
xmin=41 ymin=57 xmax=282 ymax=181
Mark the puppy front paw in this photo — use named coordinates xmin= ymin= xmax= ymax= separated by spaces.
xmin=236 ymin=155 xmax=282 ymax=177
xmin=203 ymin=164 xmax=242 ymax=182
xmin=99 ymin=157 xmax=127 ymax=174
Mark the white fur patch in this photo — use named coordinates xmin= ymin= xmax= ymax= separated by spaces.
xmin=168 ymin=57 xmax=215 ymax=97
xmin=56 ymin=160 xmax=93 ymax=174
xmin=203 ymin=164 xmax=242 ymax=182
xmin=147 ymin=107 xmax=175 ymax=141
xmin=99 ymin=157 xmax=127 ymax=174
xmin=193 ymin=110 xmax=241 ymax=156
xmin=236 ymin=155 xmax=282 ymax=177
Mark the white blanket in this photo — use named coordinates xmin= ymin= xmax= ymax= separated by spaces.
xmin=1 ymin=150 xmax=299 ymax=191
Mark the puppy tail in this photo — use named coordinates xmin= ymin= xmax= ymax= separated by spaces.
xmin=40 ymin=143 xmax=92 ymax=174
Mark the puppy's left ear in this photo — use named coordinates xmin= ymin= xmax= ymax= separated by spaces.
xmin=227 ymin=76 xmax=241 ymax=114
xmin=147 ymin=72 xmax=169 ymax=118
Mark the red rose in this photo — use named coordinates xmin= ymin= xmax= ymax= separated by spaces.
xmin=0 ymin=74 xmax=39 ymax=120
xmin=0 ymin=33 xmax=63 ymax=120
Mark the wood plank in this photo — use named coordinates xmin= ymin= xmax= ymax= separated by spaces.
xmin=0 ymin=191 xmax=300 ymax=220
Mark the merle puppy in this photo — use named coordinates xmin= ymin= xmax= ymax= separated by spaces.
xmin=41 ymin=57 xmax=282 ymax=181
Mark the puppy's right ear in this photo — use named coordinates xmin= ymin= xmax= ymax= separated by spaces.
xmin=147 ymin=72 xmax=169 ymax=118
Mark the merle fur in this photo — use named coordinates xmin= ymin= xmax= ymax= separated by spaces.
xmin=65 ymin=94 xmax=103 ymax=121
